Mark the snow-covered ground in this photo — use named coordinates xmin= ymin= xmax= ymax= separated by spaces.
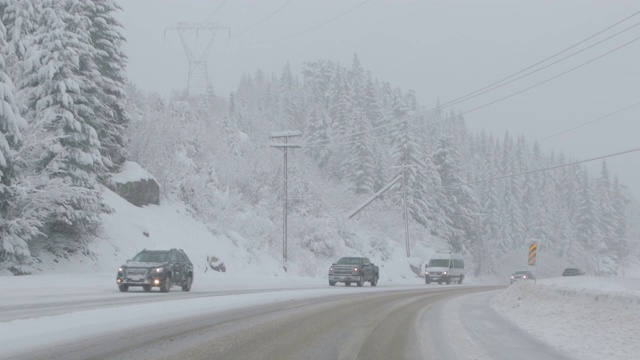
xmin=2 ymin=178 xmax=640 ymax=359
xmin=491 ymin=276 xmax=640 ymax=360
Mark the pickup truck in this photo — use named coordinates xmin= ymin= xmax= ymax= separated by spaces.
xmin=328 ymin=257 xmax=379 ymax=287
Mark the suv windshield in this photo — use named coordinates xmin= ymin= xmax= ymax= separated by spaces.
xmin=428 ymin=259 xmax=450 ymax=267
xmin=132 ymin=251 xmax=169 ymax=263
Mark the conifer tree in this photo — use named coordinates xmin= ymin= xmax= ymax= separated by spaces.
xmin=0 ymin=18 xmax=29 ymax=261
xmin=79 ymin=0 xmax=130 ymax=172
xmin=18 ymin=0 xmax=106 ymax=242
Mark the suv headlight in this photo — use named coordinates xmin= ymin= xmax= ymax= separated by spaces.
xmin=118 ymin=267 xmax=124 ymax=272
xmin=153 ymin=267 xmax=164 ymax=273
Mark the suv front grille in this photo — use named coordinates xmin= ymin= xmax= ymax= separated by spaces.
xmin=126 ymin=268 xmax=148 ymax=276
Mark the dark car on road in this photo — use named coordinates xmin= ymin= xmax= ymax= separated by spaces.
xmin=116 ymin=249 xmax=193 ymax=292
xmin=510 ymin=270 xmax=536 ymax=284
xmin=562 ymin=267 xmax=585 ymax=276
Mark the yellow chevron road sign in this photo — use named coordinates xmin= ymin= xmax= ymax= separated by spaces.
xmin=528 ymin=242 xmax=538 ymax=266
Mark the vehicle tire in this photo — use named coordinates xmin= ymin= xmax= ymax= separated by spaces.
xmin=345 ymin=282 xmax=351 ymax=286
xmin=371 ymin=276 xmax=378 ymax=287
xmin=118 ymin=284 xmax=129 ymax=292
xmin=160 ymin=276 xmax=171 ymax=293
xmin=357 ymin=276 xmax=364 ymax=287
xmin=438 ymin=279 xmax=442 ymax=285
xmin=458 ymin=275 xmax=464 ymax=285
xmin=425 ymin=277 xmax=431 ymax=285
xmin=329 ymin=280 xmax=336 ymax=286
xmin=446 ymin=276 xmax=451 ymax=285
xmin=182 ymin=275 xmax=192 ymax=292
xmin=143 ymin=285 xmax=151 ymax=292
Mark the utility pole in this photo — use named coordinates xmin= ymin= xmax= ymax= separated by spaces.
xmin=402 ymin=165 xmax=411 ymax=257
xmin=164 ymin=22 xmax=230 ymax=95
xmin=392 ymin=164 xmax=417 ymax=258
xmin=270 ymin=131 xmax=301 ymax=271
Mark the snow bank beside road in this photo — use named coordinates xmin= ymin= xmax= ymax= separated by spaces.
xmin=491 ymin=277 xmax=640 ymax=360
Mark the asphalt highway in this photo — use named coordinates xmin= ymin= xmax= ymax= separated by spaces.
xmin=14 ymin=286 xmax=509 ymax=360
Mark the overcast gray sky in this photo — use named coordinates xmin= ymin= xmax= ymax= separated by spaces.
xmin=117 ymin=0 xmax=640 ymax=196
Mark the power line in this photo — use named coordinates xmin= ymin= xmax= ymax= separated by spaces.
xmin=439 ymin=10 xmax=640 ymax=110
xmin=459 ymin=35 xmax=640 ymax=117
xmin=440 ymin=21 xmax=640 ymax=111
xmin=259 ymin=0 xmax=373 ymax=44
xmin=443 ymin=146 xmax=640 ymax=192
xmin=231 ymin=0 xmax=296 ymax=39
xmin=300 ymin=10 xmax=640 ymax=147
xmin=538 ymin=100 xmax=640 ymax=143
xmin=206 ymin=0 xmax=229 ymax=22
xmin=288 ymin=145 xmax=640 ymax=202
xmin=303 ymin=33 xmax=640 ymax=148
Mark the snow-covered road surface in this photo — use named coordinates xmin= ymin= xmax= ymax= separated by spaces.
xmin=1 ymin=272 xmax=639 ymax=360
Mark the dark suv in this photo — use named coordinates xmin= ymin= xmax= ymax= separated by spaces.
xmin=562 ymin=267 xmax=585 ymax=276
xmin=116 ymin=249 xmax=193 ymax=293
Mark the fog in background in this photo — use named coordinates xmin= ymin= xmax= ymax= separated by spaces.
xmin=117 ymin=0 xmax=640 ymax=196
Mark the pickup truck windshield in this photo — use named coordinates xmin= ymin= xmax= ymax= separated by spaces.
xmin=337 ymin=257 xmax=361 ymax=265
xmin=428 ymin=259 xmax=450 ymax=267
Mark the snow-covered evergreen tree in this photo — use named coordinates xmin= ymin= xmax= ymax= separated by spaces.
xmin=77 ymin=0 xmax=129 ymax=172
xmin=0 ymin=18 xmax=29 ymax=262
xmin=0 ymin=0 xmax=38 ymax=80
xmin=17 ymin=0 xmax=106 ymax=244
xmin=433 ymin=135 xmax=480 ymax=253
xmin=574 ymin=169 xmax=599 ymax=271
xmin=344 ymin=108 xmax=376 ymax=194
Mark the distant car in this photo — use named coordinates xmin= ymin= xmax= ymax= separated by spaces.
xmin=116 ymin=248 xmax=193 ymax=292
xmin=562 ymin=267 xmax=585 ymax=276
xmin=510 ymin=270 xmax=536 ymax=284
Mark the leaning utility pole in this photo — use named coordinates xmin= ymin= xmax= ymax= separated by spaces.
xmin=164 ymin=22 xmax=230 ymax=95
xmin=270 ymin=131 xmax=302 ymax=271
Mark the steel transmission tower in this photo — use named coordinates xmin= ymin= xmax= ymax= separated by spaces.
xmin=164 ymin=22 xmax=230 ymax=95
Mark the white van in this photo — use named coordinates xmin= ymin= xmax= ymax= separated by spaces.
xmin=424 ymin=252 xmax=465 ymax=285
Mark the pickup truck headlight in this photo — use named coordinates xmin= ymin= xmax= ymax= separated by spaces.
xmin=329 ymin=266 xmax=334 ymax=273
xmin=443 ymin=271 xmax=447 ymax=275
xmin=118 ymin=267 xmax=124 ymax=272
xmin=354 ymin=267 xmax=359 ymax=273
xmin=153 ymin=267 xmax=164 ymax=273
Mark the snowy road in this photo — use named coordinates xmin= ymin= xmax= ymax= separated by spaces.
xmin=2 ymin=280 xmax=569 ymax=360
xmin=10 ymin=287 xmax=487 ymax=360
xmin=425 ymin=290 xmax=571 ymax=360
xmin=3 ymin=273 xmax=638 ymax=359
